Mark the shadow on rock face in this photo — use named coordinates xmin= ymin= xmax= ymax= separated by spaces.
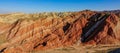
xmin=81 ymin=13 xmax=107 ymax=42
xmin=63 ymin=22 xmax=70 ymax=32
xmin=108 ymin=48 xmax=120 ymax=53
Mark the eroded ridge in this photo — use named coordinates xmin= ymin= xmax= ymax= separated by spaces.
xmin=0 ymin=11 xmax=120 ymax=53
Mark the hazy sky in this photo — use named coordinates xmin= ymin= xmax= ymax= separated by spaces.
xmin=0 ymin=0 xmax=120 ymax=13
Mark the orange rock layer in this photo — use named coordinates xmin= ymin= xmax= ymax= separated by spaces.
xmin=0 ymin=11 xmax=120 ymax=53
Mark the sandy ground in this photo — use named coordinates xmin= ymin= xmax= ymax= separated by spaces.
xmin=33 ymin=44 xmax=120 ymax=53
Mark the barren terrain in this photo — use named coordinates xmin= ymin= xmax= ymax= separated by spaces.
xmin=0 ymin=10 xmax=120 ymax=53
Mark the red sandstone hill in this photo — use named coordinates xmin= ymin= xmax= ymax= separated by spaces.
xmin=0 ymin=10 xmax=120 ymax=53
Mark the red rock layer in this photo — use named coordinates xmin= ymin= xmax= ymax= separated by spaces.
xmin=0 ymin=11 xmax=120 ymax=53
xmin=83 ymin=14 xmax=120 ymax=45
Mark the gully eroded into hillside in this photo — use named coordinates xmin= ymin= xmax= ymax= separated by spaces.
xmin=0 ymin=12 xmax=120 ymax=53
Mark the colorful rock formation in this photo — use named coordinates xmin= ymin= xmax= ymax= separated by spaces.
xmin=0 ymin=10 xmax=120 ymax=53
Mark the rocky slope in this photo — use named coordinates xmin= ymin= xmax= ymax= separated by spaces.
xmin=0 ymin=10 xmax=120 ymax=53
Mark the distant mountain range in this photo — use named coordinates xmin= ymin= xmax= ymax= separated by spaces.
xmin=0 ymin=10 xmax=11 ymax=14
xmin=103 ymin=10 xmax=120 ymax=13
xmin=0 ymin=9 xmax=120 ymax=14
